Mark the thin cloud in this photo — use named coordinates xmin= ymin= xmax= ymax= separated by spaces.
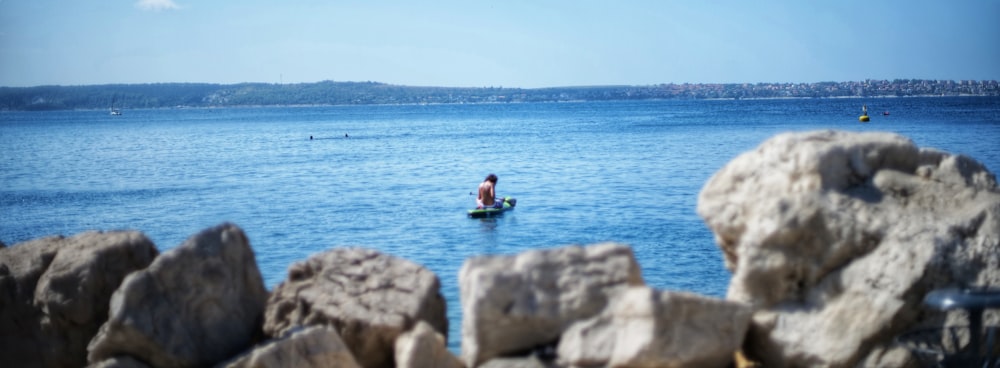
xmin=135 ymin=0 xmax=180 ymax=11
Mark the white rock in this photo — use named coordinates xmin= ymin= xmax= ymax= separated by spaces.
xmin=395 ymin=321 xmax=464 ymax=368
xmin=459 ymin=243 xmax=643 ymax=367
xmin=697 ymin=130 xmax=1000 ymax=366
xmin=558 ymin=287 xmax=751 ymax=368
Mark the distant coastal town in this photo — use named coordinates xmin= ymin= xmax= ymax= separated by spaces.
xmin=1 ymin=79 xmax=997 ymax=111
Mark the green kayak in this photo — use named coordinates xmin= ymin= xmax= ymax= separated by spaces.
xmin=468 ymin=197 xmax=516 ymax=218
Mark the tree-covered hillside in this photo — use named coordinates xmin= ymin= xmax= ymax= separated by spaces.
xmin=1 ymin=79 xmax=997 ymax=111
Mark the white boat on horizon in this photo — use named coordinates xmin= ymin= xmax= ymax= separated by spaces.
xmin=110 ymin=99 xmax=122 ymax=116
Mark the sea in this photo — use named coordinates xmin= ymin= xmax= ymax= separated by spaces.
xmin=2 ymin=97 xmax=999 ymax=351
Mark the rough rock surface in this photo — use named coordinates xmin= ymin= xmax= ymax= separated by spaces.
xmin=557 ymin=287 xmax=752 ymax=367
xmin=220 ymin=325 xmax=361 ymax=368
xmin=0 ymin=231 xmax=157 ymax=368
xmin=263 ymin=247 xmax=447 ymax=368
xmin=697 ymin=130 xmax=1000 ymax=367
xmin=478 ymin=357 xmax=553 ymax=368
xmin=87 ymin=223 xmax=268 ymax=368
xmin=88 ymin=356 xmax=152 ymax=368
xmin=395 ymin=321 xmax=464 ymax=368
xmin=459 ymin=243 xmax=644 ymax=367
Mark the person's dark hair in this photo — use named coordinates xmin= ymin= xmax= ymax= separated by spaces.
xmin=485 ymin=173 xmax=498 ymax=183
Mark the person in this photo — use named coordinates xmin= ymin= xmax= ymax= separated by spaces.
xmin=862 ymin=104 xmax=868 ymax=116
xmin=477 ymin=174 xmax=502 ymax=209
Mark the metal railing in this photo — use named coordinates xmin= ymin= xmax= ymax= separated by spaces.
xmin=897 ymin=288 xmax=1000 ymax=367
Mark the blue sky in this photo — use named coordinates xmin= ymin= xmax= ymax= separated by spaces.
xmin=1 ymin=0 xmax=998 ymax=88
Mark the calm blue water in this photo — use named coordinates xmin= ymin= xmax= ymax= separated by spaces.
xmin=2 ymin=97 xmax=999 ymax=350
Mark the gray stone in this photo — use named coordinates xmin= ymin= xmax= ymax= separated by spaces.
xmin=88 ymin=356 xmax=152 ymax=368
xmin=395 ymin=321 xmax=464 ymax=368
xmin=263 ymin=247 xmax=446 ymax=368
xmin=556 ymin=313 xmax=616 ymax=367
xmin=219 ymin=325 xmax=360 ymax=368
xmin=0 ymin=231 xmax=157 ymax=368
xmin=459 ymin=243 xmax=644 ymax=367
xmin=478 ymin=356 xmax=554 ymax=368
xmin=697 ymin=130 xmax=1000 ymax=367
xmin=87 ymin=223 xmax=268 ymax=368
xmin=558 ymin=287 xmax=751 ymax=368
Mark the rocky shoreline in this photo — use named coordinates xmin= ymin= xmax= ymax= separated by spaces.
xmin=2 ymin=130 xmax=998 ymax=367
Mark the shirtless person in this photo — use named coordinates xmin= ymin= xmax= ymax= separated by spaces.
xmin=477 ymin=174 xmax=500 ymax=209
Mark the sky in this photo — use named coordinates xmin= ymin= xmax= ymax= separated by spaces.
xmin=1 ymin=0 xmax=998 ymax=88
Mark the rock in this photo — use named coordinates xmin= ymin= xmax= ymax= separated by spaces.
xmin=395 ymin=321 xmax=464 ymax=368
xmin=219 ymin=325 xmax=361 ymax=368
xmin=697 ymin=130 xmax=1000 ymax=366
xmin=87 ymin=223 xmax=268 ymax=368
xmin=555 ymin=313 xmax=616 ymax=367
xmin=459 ymin=243 xmax=644 ymax=367
xmin=0 ymin=231 xmax=157 ymax=368
xmin=557 ymin=286 xmax=751 ymax=368
xmin=88 ymin=356 xmax=152 ymax=368
xmin=477 ymin=356 xmax=553 ymax=368
xmin=263 ymin=247 xmax=446 ymax=368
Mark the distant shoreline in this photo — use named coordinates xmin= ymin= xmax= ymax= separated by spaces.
xmin=1 ymin=79 xmax=997 ymax=111
xmin=22 ymin=94 xmax=1000 ymax=112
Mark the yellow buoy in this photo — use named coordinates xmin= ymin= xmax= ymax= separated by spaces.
xmin=859 ymin=115 xmax=870 ymax=122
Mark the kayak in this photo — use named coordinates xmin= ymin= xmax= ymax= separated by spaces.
xmin=468 ymin=197 xmax=517 ymax=218
xmin=468 ymin=197 xmax=516 ymax=218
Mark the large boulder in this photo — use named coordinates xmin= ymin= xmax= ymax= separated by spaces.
xmin=0 ymin=231 xmax=157 ymax=368
xmin=87 ymin=223 xmax=269 ymax=367
xmin=697 ymin=130 xmax=1000 ymax=367
xmin=459 ymin=243 xmax=644 ymax=367
xmin=557 ymin=286 xmax=752 ymax=367
xmin=263 ymin=247 xmax=447 ymax=368
xmin=220 ymin=325 xmax=361 ymax=368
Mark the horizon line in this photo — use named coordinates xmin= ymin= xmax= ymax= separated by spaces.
xmin=3 ymin=78 xmax=999 ymax=90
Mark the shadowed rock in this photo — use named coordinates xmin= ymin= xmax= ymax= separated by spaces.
xmin=698 ymin=130 xmax=1000 ymax=367
xmin=0 ymin=231 xmax=157 ymax=368
xmin=263 ymin=247 xmax=447 ymax=368
xmin=87 ymin=223 xmax=268 ymax=367
xmin=459 ymin=242 xmax=644 ymax=367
